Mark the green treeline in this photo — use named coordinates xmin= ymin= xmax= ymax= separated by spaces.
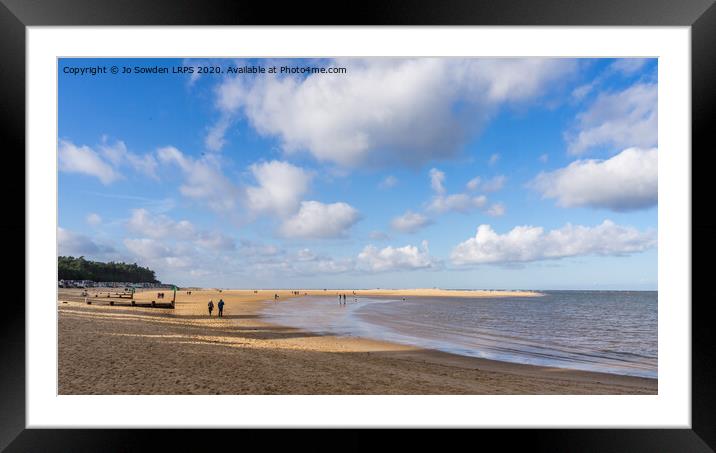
xmin=58 ymin=256 xmax=158 ymax=283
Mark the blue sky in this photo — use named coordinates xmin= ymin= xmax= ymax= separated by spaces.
xmin=58 ymin=57 xmax=658 ymax=290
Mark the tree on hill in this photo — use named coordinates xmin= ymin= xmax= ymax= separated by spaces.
xmin=58 ymin=256 xmax=159 ymax=283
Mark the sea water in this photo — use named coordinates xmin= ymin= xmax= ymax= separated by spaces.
xmin=260 ymin=291 xmax=657 ymax=378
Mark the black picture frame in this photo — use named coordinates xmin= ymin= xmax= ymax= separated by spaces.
xmin=2 ymin=0 xmax=714 ymax=450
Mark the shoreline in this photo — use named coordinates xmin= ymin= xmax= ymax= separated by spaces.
xmin=58 ymin=288 xmax=657 ymax=395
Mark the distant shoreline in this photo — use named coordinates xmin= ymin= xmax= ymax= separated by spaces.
xmin=137 ymin=288 xmax=545 ymax=298
xmin=162 ymin=287 xmax=656 ymax=294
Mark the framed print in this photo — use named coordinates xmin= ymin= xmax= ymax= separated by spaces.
xmin=3 ymin=0 xmax=715 ymax=449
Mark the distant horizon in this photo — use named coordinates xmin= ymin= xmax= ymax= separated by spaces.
xmin=145 ymin=285 xmax=658 ymax=292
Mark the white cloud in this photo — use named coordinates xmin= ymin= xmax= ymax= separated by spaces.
xmin=391 ymin=211 xmax=431 ymax=233
xmin=123 ymin=238 xmax=194 ymax=270
xmin=155 ymin=149 xmax=354 ymax=241
xmin=571 ymin=82 xmax=595 ymax=101
xmin=286 ymin=249 xmax=356 ymax=274
xmin=451 ymin=220 xmax=656 ymax=266
xmin=126 ymin=208 xmax=196 ymax=240
xmin=58 ymin=227 xmax=116 ymax=256
xmin=357 ymin=240 xmax=434 ymax=272
xmin=486 ymin=203 xmax=506 ymax=217
xmin=379 ymin=175 xmax=398 ymax=189
xmin=157 ymin=146 xmax=240 ymax=214
xmin=195 ymin=231 xmax=236 ymax=251
xmin=369 ymin=231 xmax=390 ymax=240
xmin=59 ymin=140 xmax=119 ymax=185
xmin=157 ymin=149 xmax=317 ymax=223
xmin=429 ymin=168 xmax=446 ymax=194
xmin=297 ymin=256 xmax=355 ymax=275
xmin=238 ymin=240 xmax=283 ymax=258
xmin=237 ymin=240 xmax=438 ymax=277
xmin=124 ymin=238 xmax=173 ymax=259
xmin=246 ymin=160 xmax=312 ymax=217
xmin=86 ymin=213 xmax=102 ymax=226
xmin=609 ymin=58 xmax=650 ymax=75
xmin=566 ymin=82 xmax=657 ymax=155
xmin=126 ymin=208 xmax=235 ymax=251
xmin=240 ymin=247 xmax=354 ymax=276
xmin=163 ymin=256 xmax=193 ymax=269
xmin=467 ymin=175 xmax=505 ymax=193
xmin=466 ymin=176 xmax=481 ymax=191
xmin=531 ymin=147 xmax=657 ymax=212
xmin=570 ymin=59 xmax=652 ymax=104
xmin=295 ymin=248 xmax=317 ymax=261
xmin=211 ymin=58 xmax=577 ymax=167
xmin=488 ymin=153 xmax=500 ymax=166
xmin=427 ymin=193 xmax=488 ymax=214
xmin=204 ymin=116 xmax=231 ymax=152
xmin=482 ymin=175 xmax=506 ymax=192
xmin=99 ymin=139 xmax=159 ymax=179
xmin=427 ymin=169 xmax=494 ymax=215
xmin=279 ymin=201 xmax=360 ymax=239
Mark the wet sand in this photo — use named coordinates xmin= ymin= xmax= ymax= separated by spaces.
xmin=58 ymin=288 xmax=657 ymax=395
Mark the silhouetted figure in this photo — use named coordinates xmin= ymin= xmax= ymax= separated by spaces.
xmin=218 ymin=299 xmax=224 ymax=317
xmin=208 ymin=300 xmax=214 ymax=316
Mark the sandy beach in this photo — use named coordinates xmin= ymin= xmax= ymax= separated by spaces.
xmin=58 ymin=288 xmax=657 ymax=395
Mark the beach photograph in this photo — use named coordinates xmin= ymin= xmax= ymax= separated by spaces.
xmin=57 ymin=57 xmax=658 ymax=395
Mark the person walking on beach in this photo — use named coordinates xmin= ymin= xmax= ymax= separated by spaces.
xmin=218 ymin=299 xmax=225 ymax=317
xmin=208 ymin=300 xmax=214 ymax=316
